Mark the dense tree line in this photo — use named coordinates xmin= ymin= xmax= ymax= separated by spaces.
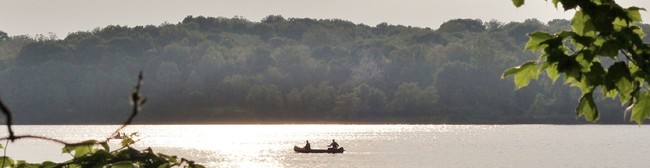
xmin=0 ymin=16 xmax=647 ymax=124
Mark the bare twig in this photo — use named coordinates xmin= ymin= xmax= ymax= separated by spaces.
xmin=109 ymin=71 xmax=146 ymax=140
xmin=0 ymin=98 xmax=14 ymax=141
xmin=0 ymin=135 xmax=74 ymax=145
xmin=0 ymin=72 xmax=146 ymax=148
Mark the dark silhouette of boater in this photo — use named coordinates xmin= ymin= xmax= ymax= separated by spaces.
xmin=294 ymin=139 xmax=344 ymax=153
xmin=328 ymin=139 xmax=339 ymax=150
xmin=304 ymin=140 xmax=311 ymax=150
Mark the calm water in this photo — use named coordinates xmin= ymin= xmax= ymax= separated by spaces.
xmin=1 ymin=125 xmax=650 ymax=167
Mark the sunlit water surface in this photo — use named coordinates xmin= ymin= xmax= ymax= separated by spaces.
xmin=2 ymin=125 xmax=650 ymax=167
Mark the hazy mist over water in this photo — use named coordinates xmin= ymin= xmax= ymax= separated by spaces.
xmin=1 ymin=1 xmax=650 ymax=167
xmin=3 ymin=16 xmax=649 ymax=124
xmin=3 ymin=125 xmax=650 ymax=167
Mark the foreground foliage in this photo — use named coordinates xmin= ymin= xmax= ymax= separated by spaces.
xmin=0 ymin=133 xmax=203 ymax=168
xmin=504 ymin=0 xmax=649 ymax=123
xmin=0 ymin=73 xmax=203 ymax=167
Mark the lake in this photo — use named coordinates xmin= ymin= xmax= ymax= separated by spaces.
xmin=1 ymin=125 xmax=650 ymax=167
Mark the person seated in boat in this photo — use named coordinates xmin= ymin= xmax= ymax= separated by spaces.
xmin=303 ymin=140 xmax=311 ymax=150
xmin=328 ymin=139 xmax=339 ymax=149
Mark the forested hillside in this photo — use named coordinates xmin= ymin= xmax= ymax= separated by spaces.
xmin=1 ymin=16 xmax=648 ymax=124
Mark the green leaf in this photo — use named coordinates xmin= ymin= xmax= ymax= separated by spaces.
xmin=121 ymin=137 xmax=135 ymax=147
xmin=585 ymin=62 xmax=605 ymax=85
xmin=570 ymin=34 xmax=595 ymax=48
xmin=628 ymin=62 xmax=645 ymax=81
xmin=101 ymin=142 xmax=110 ymax=151
xmin=502 ymin=61 xmax=539 ymax=89
xmin=602 ymin=86 xmax=618 ymax=98
xmin=512 ymin=0 xmax=524 ymax=7
xmin=0 ymin=156 xmax=14 ymax=167
xmin=577 ymin=92 xmax=599 ymax=122
xmin=575 ymin=52 xmax=593 ymax=72
xmin=551 ymin=0 xmax=560 ymax=8
xmin=571 ymin=11 xmax=596 ymax=36
xmin=67 ymin=165 xmax=81 ymax=168
xmin=525 ymin=32 xmax=553 ymax=52
xmin=613 ymin=18 xmax=628 ymax=31
xmin=40 ymin=161 xmax=57 ymax=168
xmin=632 ymin=26 xmax=646 ymax=38
xmin=572 ymin=74 xmax=592 ymax=94
xmin=158 ymin=163 xmax=171 ymax=168
xmin=15 ymin=160 xmax=40 ymax=168
xmin=631 ymin=91 xmax=650 ymax=124
xmin=558 ymin=31 xmax=577 ymax=38
xmin=191 ymin=165 xmax=207 ymax=168
xmin=560 ymin=0 xmax=579 ymax=11
xmin=110 ymin=161 xmax=135 ymax=168
xmin=626 ymin=7 xmax=643 ymax=22
xmin=605 ymin=62 xmax=634 ymax=105
xmin=618 ymin=80 xmax=635 ymax=104
xmin=556 ymin=54 xmax=581 ymax=79
xmin=546 ymin=65 xmax=560 ymax=83
xmin=599 ymin=41 xmax=620 ymax=57
xmin=62 ymin=142 xmax=95 ymax=158
xmin=543 ymin=62 xmax=560 ymax=83
xmin=159 ymin=153 xmax=179 ymax=163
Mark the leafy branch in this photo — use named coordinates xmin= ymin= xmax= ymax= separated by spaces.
xmin=504 ymin=0 xmax=650 ymax=124
xmin=0 ymin=72 xmax=203 ymax=167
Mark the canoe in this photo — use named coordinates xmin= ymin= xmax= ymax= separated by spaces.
xmin=294 ymin=146 xmax=345 ymax=153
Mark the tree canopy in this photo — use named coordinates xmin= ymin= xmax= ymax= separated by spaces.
xmin=0 ymin=15 xmax=648 ymax=124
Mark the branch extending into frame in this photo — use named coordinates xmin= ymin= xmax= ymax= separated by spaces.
xmin=110 ymin=71 xmax=146 ymax=140
xmin=0 ymin=72 xmax=146 ymax=147
xmin=0 ymin=135 xmax=77 ymax=145
xmin=0 ymin=98 xmax=14 ymax=141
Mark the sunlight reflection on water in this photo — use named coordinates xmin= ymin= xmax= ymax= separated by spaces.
xmin=2 ymin=125 xmax=650 ymax=167
xmin=132 ymin=125 xmax=416 ymax=167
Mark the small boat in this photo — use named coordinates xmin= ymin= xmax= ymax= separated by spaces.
xmin=293 ymin=146 xmax=345 ymax=153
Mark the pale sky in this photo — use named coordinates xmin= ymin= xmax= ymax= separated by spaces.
xmin=1 ymin=0 xmax=648 ymax=37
